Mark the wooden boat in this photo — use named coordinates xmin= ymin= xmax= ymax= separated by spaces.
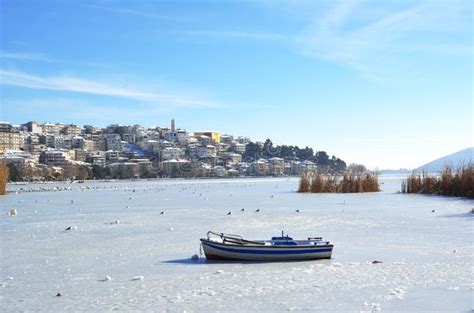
xmin=200 ymin=231 xmax=333 ymax=261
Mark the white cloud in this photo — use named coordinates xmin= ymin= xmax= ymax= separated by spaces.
xmin=179 ymin=1 xmax=471 ymax=81
xmin=295 ymin=1 xmax=472 ymax=80
xmin=177 ymin=30 xmax=290 ymax=42
xmin=0 ymin=69 xmax=218 ymax=108
xmin=88 ymin=4 xmax=193 ymax=23
xmin=5 ymin=98 xmax=165 ymax=125
xmin=0 ymin=51 xmax=53 ymax=62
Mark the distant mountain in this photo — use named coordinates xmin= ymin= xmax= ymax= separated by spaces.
xmin=416 ymin=147 xmax=473 ymax=173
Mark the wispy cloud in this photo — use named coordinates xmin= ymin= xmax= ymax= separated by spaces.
xmin=0 ymin=69 xmax=218 ymax=108
xmin=177 ymin=30 xmax=290 ymax=42
xmin=179 ymin=1 xmax=471 ymax=82
xmin=295 ymin=1 xmax=472 ymax=81
xmin=5 ymin=98 xmax=168 ymax=125
xmin=88 ymin=4 xmax=193 ymax=23
xmin=0 ymin=51 xmax=54 ymax=62
xmin=0 ymin=50 xmax=115 ymax=70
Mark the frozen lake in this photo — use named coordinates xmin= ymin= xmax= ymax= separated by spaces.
xmin=1 ymin=176 xmax=473 ymax=312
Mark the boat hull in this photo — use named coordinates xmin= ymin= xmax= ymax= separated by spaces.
xmin=200 ymin=239 xmax=333 ymax=261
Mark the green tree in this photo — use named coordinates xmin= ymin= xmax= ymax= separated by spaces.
xmin=7 ymin=163 xmax=22 ymax=182
xmin=243 ymin=142 xmax=262 ymax=161
xmin=315 ymin=151 xmax=330 ymax=166
xmin=296 ymin=146 xmax=314 ymax=160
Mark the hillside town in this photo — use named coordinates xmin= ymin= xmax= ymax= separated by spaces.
xmin=0 ymin=119 xmax=346 ymax=181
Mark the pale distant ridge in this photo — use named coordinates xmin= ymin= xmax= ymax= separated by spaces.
xmin=416 ymin=147 xmax=473 ymax=173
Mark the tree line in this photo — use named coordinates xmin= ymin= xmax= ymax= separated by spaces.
xmin=243 ymin=139 xmax=346 ymax=172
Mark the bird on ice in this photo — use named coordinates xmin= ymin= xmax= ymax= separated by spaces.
xmin=227 ymin=211 xmax=232 ymax=215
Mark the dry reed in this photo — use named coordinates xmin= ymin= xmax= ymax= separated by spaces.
xmin=298 ymin=170 xmax=380 ymax=193
xmin=0 ymin=163 xmax=9 ymax=195
xmin=402 ymin=164 xmax=473 ymax=199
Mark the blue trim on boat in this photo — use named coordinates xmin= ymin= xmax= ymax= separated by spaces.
xmin=202 ymin=241 xmax=332 ymax=255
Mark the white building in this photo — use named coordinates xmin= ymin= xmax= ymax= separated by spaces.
xmin=24 ymin=121 xmax=42 ymax=134
xmin=144 ymin=140 xmax=160 ymax=154
xmin=161 ymin=147 xmax=184 ymax=160
xmin=196 ymin=145 xmax=217 ymax=158
xmin=232 ymin=142 xmax=246 ymax=154
xmin=223 ymin=152 xmax=242 ymax=164
xmin=104 ymin=134 xmax=122 ymax=151
xmin=42 ymin=123 xmax=59 ymax=136
xmin=213 ymin=166 xmax=227 ymax=177
xmin=72 ymin=136 xmax=85 ymax=149
xmin=236 ymin=136 xmax=251 ymax=144
xmin=216 ymin=143 xmax=230 ymax=155
xmin=160 ymin=159 xmax=192 ymax=175
xmin=39 ymin=150 xmax=69 ymax=166
xmin=176 ymin=130 xmax=189 ymax=145
xmin=197 ymin=135 xmax=212 ymax=146
xmin=220 ymin=135 xmax=234 ymax=144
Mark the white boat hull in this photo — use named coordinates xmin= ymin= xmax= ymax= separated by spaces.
xmin=200 ymin=239 xmax=333 ymax=261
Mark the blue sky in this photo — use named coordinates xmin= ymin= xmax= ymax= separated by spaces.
xmin=0 ymin=0 xmax=472 ymax=169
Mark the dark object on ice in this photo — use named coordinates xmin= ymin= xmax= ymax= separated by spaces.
xmin=160 ymin=211 xmax=165 ymax=215
xmin=241 ymin=208 xmax=245 ymax=211
xmin=227 ymin=211 xmax=232 ymax=215
xmin=372 ymin=260 xmax=383 ymax=264
xmin=296 ymin=209 xmax=300 ymax=213
xmin=70 ymin=200 xmax=74 ymax=204
xmin=64 ymin=226 xmax=72 ymax=231
xmin=271 ymin=195 xmax=274 ymax=198
xmin=255 ymin=209 xmax=260 ymax=213
xmin=56 ymin=292 xmax=62 ymax=297
xmin=432 ymin=210 xmax=435 ymax=213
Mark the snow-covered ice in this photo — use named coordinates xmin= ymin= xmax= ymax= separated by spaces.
xmin=1 ymin=176 xmax=472 ymax=312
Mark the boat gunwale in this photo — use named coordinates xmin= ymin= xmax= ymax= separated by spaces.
xmin=200 ymin=238 xmax=334 ymax=249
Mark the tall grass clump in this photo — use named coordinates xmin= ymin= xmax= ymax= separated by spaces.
xmin=298 ymin=169 xmax=380 ymax=193
xmin=0 ymin=163 xmax=9 ymax=195
xmin=298 ymin=171 xmax=312 ymax=192
xmin=401 ymin=164 xmax=473 ymax=199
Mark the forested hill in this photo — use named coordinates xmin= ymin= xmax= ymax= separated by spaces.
xmin=243 ymin=139 xmax=347 ymax=172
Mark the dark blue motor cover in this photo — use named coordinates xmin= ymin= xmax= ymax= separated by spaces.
xmin=271 ymin=236 xmax=294 ymax=241
xmin=272 ymin=241 xmax=297 ymax=246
